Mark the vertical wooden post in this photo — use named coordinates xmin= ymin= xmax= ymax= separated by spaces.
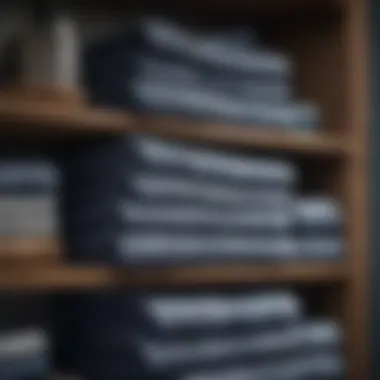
xmin=344 ymin=0 xmax=370 ymax=378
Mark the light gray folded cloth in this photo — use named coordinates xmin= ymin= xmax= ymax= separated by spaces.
xmin=132 ymin=136 xmax=298 ymax=185
xmin=138 ymin=319 xmax=341 ymax=371
xmin=0 ymin=195 xmax=58 ymax=237
xmin=120 ymin=201 xmax=293 ymax=230
xmin=117 ymin=233 xmax=297 ymax=263
xmin=137 ymin=17 xmax=291 ymax=78
xmin=0 ymin=161 xmax=59 ymax=191
xmin=205 ymin=78 xmax=291 ymax=102
xmin=65 ymin=135 xmax=298 ymax=186
xmin=295 ymin=196 xmax=343 ymax=226
xmin=132 ymin=55 xmax=292 ymax=102
xmin=180 ymin=352 xmax=345 ymax=380
xmin=0 ymin=328 xmax=50 ymax=378
xmin=130 ymin=79 xmax=319 ymax=129
xmin=141 ymin=291 xmax=302 ymax=331
xmin=129 ymin=172 xmax=295 ymax=205
xmin=0 ymin=328 xmax=48 ymax=360
xmin=297 ymin=237 xmax=345 ymax=259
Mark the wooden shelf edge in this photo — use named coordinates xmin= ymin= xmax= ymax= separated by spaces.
xmin=0 ymin=237 xmax=61 ymax=265
xmin=0 ymin=263 xmax=348 ymax=291
xmin=0 ymin=100 xmax=130 ymax=133
xmin=0 ymin=99 xmax=347 ymax=156
xmin=138 ymin=116 xmax=347 ymax=156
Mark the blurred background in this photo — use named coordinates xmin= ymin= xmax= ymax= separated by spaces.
xmin=0 ymin=0 xmax=372 ymax=379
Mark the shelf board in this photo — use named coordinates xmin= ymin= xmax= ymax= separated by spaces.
xmin=0 ymin=99 xmax=346 ymax=156
xmin=138 ymin=116 xmax=347 ymax=156
xmin=0 ymin=100 xmax=130 ymax=134
xmin=0 ymin=237 xmax=61 ymax=265
xmin=0 ymin=263 xmax=347 ymax=290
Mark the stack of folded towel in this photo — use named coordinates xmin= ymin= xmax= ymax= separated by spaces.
xmin=0 ymin=328 xmax=50 ymax=380
xmin=85 ymin=17 xmax=320 ymax=131
xmin=54 ymin=289 xmax=345 ymax=380
xmin=0 ymin=160 xmax=60 ymax=240
xmin=295 ymin=197 xmax=344 ymax=260
xmin=62 ymin=135 xmax=298 ymax=265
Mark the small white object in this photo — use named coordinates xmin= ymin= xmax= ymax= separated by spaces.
xmin=21 ymin=5 xmax=80 ymax=89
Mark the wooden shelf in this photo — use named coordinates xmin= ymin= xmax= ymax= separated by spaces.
xmin=0 ymin=262 xmax=347 ymax=291
xmin=138 ymin=116 xmax=347 ymax=156
xmin=0 ymin=100 xmax=130 ymax=134
xmin=0 ymin=237 xmax=61 ymax=265
xmin=0 ymin=99 xmax=346 ymax=156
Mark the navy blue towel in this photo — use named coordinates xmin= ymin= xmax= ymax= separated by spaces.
xmin=62 ymin=135 xmax=298 ymax=187
xmin=128 ymin=319 xmax=342 ymax=375
xmin=295 ymin=197 xmax=343 ymax=234
xmin=71 ymin=290 xmax=302 ymax=341
xmin=179 ymin=351 xmax=345 ymax=380
xmin=62 ymin=136 xmax=298 ymax=265
xmin=294 ymin=197 xmax=344 ymax=260
xmin=0 ymin=161 xmax=59 ymax=196
xmin=85 ymin=18 xmax=321 ymax=130
xmin=55 ymin=290 xmax=304 ymax=380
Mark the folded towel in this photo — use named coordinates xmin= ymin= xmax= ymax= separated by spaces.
xmin=294 ymin=196 xmax=344 ymax=259
xmin=53 ymin=290 xmax=304 ymax=379
xmin=135 ymin=17 xmax=292 ymax=79
xmin=135 ymin=319 xmax=341 ymax=373
xmin=121 ymin=201 xmax=292 ymax=230
xmin=62 ymin=136 xmax=298 ymax=265
xmin=295 ymin=197 xmax=343 ymax=230
xmin=0 ymin=329 xmax=50 ymax=379
xmin=0 ymin=354 xmax=50 ymax=379
xmin=0 ymin=195 xmax=58 ymax=237
xmin=84 ymin=18 xmax=321 ymax=131
xmin=125 ymin=172 xmax=294 ymax=205
xmin=67 ymin=199 xmax=293 ymax=233
xmin=128 ymin=79 xmax=318 ymax=129
xmin=63 ymin=135 xmax=297 ymax=187
xmin=180 ymin=351 xmax=345 ymax=380
xmin=131 ymin=54 xmax=292 ymax=103
xmin=118 ymin=232 xmax=297 ymax=263
xmin=0 ymin=328 xmax=48 ymax=360
xmin=77 ymin=290 xmax=302 ymax=337
xmin=0 ymin=161 xmax=59 ymax=195
xmin=296 ymin=237 xmax=345 ymax=260
xmin=67 ymin=229 xmax=297 ymax=265
xmin=87 ymin=49 xmax=301 ymax=126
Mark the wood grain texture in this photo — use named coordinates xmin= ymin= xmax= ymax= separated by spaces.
xmin=0 ymin=85 xmax=86 ymax=106
xmin=0 ymin=263 xmax=348 ymax=291
xmin=343 ymin=0 xmax=370 ymax=379
xmin=0 ymin=237 xmax=61 ymax=264
xmin=0 ymin=100 xmax=131 ymax=134
xmin=137 ymin=116 xmax=348 ymax=155
xmin=0 ymin=99 xmax=347 ymax=155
